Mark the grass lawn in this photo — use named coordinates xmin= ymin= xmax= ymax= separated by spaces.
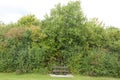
xmin=0 ymin=73 xmax=120 ymax=80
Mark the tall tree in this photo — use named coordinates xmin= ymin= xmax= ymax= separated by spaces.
xmin=42 ymin=1 xmax=86 ymax=65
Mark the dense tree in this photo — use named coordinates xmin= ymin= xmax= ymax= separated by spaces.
xmin=17 ymin=14 xmax=41 ymax=27
xmin=42 ymin=1 xmax=86 ymax=65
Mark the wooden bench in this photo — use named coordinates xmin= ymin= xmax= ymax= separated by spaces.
xmin=52 ymin=66 xmax=69 ymax=75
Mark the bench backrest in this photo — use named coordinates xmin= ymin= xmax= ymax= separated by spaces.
xmin=52 ymin=66 xmax=68 ymax=69
xmin=52 ymin=66 xmax=69 ymax=75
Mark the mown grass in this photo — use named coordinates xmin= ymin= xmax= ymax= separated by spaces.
xmin=0 ymin=73 xmax=120 ymax=80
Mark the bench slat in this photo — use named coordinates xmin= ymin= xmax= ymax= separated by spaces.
xmin=53 ymin=66 xmax=68 ymax=69
xmin=53 ymin=70 xmax=68 ymax=72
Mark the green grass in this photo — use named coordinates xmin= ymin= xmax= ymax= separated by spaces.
xmin=0 ymin=73 xmax=120 ymax=80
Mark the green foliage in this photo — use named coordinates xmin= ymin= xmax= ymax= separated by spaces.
xmin=0 ymin=1 xmax=120 ymax=78
xmin=105 ymin=27 xmax=120 ymax=53
xmin=17 ymin=14 xmax=41 ymax=27
xmin=67 ymin=48 xmax=120 ymax=77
